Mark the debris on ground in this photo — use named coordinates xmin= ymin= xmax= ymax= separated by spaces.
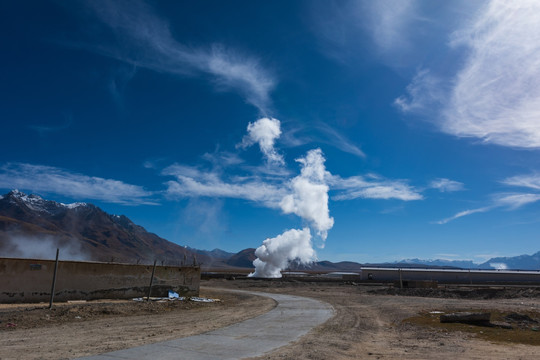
xmin=440 ymin=312 xmax=491 ymax=325
xmin=132 ymin=295 xmax=219 ymax=303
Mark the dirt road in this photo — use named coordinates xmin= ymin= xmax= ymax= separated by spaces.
xmin=1 ymin=279 xmax=539 ymax=359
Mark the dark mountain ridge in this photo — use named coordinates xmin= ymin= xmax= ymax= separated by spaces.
xmin=0 ymin=190 xmax=208 ymax=265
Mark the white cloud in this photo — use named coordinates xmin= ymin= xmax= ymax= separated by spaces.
xmin=389 ymin=1 xmax=540 ymax=149
xmin=435 ymin=206 xmax=492 ymax=224
xmin=429 ymin=178 xmax=465 ymax=192
xmin=443 ymin=1 xmax=540 ymax=148
xmin=493 ymin=193 xmax=540 ymax=210
xmin=502 ymin=174 xmax=540 ymax=191
xmin=163 ymin=164 xmax=285 ymax=208
xmin=79 ymin=0 xmax=275 ymax=112
xmin=396 ymin=1 xmax=540 ymax=149
xmin=330 ymin=174 xmax=423 ymax=201
xmin=240 ymin=117 xmax=284 ymax=165
xmin=0 ymin=163 xmax=155 ymax=205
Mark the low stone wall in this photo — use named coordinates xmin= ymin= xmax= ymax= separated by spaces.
xmin=0 ymin=257 xmax=200 ymax=303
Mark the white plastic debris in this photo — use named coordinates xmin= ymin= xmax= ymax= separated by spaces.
xmin=190 ymin=297 xmax=216 ymax=303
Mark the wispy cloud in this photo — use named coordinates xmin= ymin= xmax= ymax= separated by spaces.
xmin=429 ymin=178 xmax=465 ymax=192
xmin=437 ymin=172 xmax=540 ymax=224
xmin=279 ymin=122 xmax=365 ymax=158
xmin=394 ymin=69 xmax=445 ymax=113
xmin=77 ymin=0 xmax=276 ymax=112
xmin=363 ymin=0 xmax=419 ymax=56
xmin=436 ymin=206 xmax=492 ymax=225
xmin=163 ymin=163 xmax=423 ymax=206
xmin=501 ymin=174 xmax=540 ymax=191
xmin=162 ymin=164 xmax=286 ymax=208
xmin=329 ymin=174 xmax=423 ymax=201
xmin=493 ymin=193 xmax=540 ymax=210
xmin=310 ymin=0 xmax=420 ymax=66
xmin=396 ymin=1 xmax=540 ymax=149
xmin=309 ymin=0 xmax=477 ymax=71
xmin=315 ymin=123 xmax=365 ymax=158
xmin=0 ymin=163 xmax=155 ymax=205
xmin=443 ymin=1 xmax=540 ymax=148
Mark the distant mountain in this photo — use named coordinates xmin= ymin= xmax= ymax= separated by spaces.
xmin=216 ymin=247 xmax=540 ymax=272
xmin=188 ymin=247 xmax=235 ymax=260
xmin=0 ymin=190 xmax=209 ymax=265
xmin=226 ymin=248 xmax=257 ymax=268
xmin=478 ymin=251 xmax=540 ymax=270
xmin=390 ymin=254 xmax=540 ymax=271
xmin=394 ymin=258 xmax=477 ymax=269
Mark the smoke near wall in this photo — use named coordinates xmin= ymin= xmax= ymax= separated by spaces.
xmin=1 ymin=233 xmax=89 ymax=261
xmin=248 ymin=119 xmax=334 ymax=278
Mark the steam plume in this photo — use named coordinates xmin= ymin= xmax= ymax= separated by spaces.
xmin=280 ymin=149 xmax=334 ymax=242
xmin=250 ymin=148 xmax=334 ymax=277
xmin=250 ymin=228 xmax=315 ymax=278
xmin=241 ymin=117 xmax=284 ymax=165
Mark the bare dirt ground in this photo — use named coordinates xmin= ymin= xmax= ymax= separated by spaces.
xmin=223 ymin=280 xmax=540 ymax=360
xmin=1 ymin=279 xmax=540 ymax=360
xmin=0 ymin=289 xmax=276 ymax=360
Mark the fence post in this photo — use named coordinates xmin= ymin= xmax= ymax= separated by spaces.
xmin=49 ymin=248 xmax=60 ymax=309
xmin=147 ymin=259 xmax=157 ymax=301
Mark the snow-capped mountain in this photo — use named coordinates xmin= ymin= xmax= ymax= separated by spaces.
xmin=0 ymin=190 xmax=208 ymax=265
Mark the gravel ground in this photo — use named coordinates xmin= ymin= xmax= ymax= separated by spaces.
xmin=1 ymin=279 xmax=539 ymax=360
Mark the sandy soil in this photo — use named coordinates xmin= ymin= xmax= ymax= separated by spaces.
xmin=1 ymin=279 xmax=539 ymax=360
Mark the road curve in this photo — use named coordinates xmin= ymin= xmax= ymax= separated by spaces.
xmin=78 ymin=289 xmax=334 ymax=360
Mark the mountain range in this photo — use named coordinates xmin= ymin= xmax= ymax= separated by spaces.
xmin=1 ymin=190 xmax=539 ymax=270
xmin=0 ymin=190 xmax=207 ymax=265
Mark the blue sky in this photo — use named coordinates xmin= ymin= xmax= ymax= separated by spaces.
xmin=2 ymin=0 xmax=540 ymax=264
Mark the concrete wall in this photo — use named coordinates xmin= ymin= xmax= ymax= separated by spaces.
xmin=0 ymin=258 xmax=200 ymax=303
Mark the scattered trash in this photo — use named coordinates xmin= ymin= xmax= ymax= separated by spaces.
xmin=190 ymin=297 xmax=217 ymax=303
xmin=429 ymin=311 xmax=444 ymax=314
xmin=133 ymin=296 xmax=185 ymax=302
xmin=168 ymin=290 xmax=179 ymax=299
xmin=6 ymin=322 xmax=17 ymax=328
xmin=132 ymin=295 xmax=219 ymax=303
xmin=75 ymin=316 xmax=82 ymax=319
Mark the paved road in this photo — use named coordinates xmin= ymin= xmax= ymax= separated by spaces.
xmin=78 ymin=289 xmax=334 ymax=360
